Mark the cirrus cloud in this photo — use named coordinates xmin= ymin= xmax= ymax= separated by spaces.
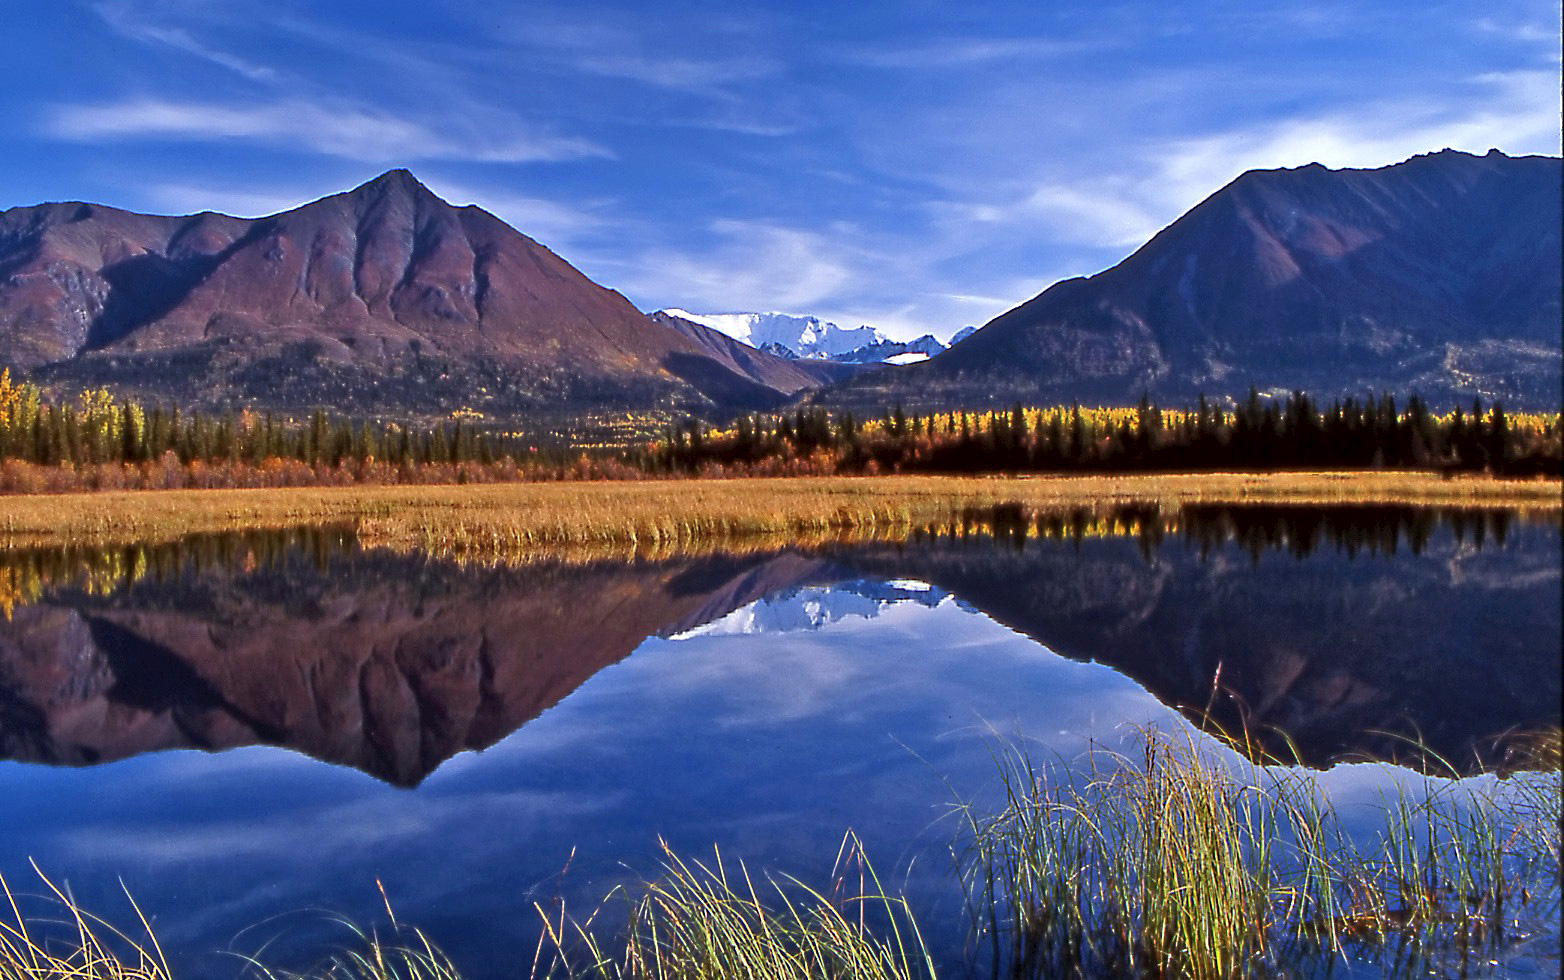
xmin=45 ymin=97 xmax=610 ymax=164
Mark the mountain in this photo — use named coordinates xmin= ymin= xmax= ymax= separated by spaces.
xmin=661 ymin=310 xmax=884 ymax=360
xmin=832 ymin=334 xmax=946 ymax=365
xmin=821 ymin=150 xmax=1563 ymax=410
xmin=646 ymin=310 xmax=868 ymax=394
xmin=0 ymin=171 xmax=823 ymax=418
xmin=662 ymin=308 xmax=957 ymax=365
xmin=664 ymin=308 xmax=966 ymax=366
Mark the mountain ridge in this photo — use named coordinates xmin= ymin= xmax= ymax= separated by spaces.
xmin=661 ymin=307 xmax=969 ymax=365
xmin=819 ymin=149 xmax=1562 ymax=410
xmin=0 ymin=171 xmax=828 ymax=418
xmin=3 ymin=150 xmax=1558 ymax=421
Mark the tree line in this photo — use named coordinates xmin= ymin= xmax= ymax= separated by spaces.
xmin=648 ymin=389 xmax=1560 ymax=477
xmin=1 ymin=368 xmax=1558 ymax=492
xmin=0 ymin=369 xmax=642 ymax=492
xmin=0 ymin=371 xmax=546 ymax=469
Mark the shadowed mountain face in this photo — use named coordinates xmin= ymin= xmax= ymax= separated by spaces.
xmin=0 ymin=510 xmax=1556 ymax=783
xmin=0 ymin=172 xmax=821 ymax=416
xmin=827 ymin=150 xmax=1563 ymax=410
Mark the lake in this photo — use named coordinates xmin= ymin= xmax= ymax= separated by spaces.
xmin=0 ymin=504 xmax=1559 ymax=978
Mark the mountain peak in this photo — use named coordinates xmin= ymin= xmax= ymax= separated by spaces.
xmin=828 ymin=149 xmax=1561 ymax=409
xmin=352 ymin=168 xmax=439 ymax=200
xmin=0 ymin=173 xmax=856 ymax=416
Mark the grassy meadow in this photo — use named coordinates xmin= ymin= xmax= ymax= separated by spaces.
xmin=0 ymin=471 xmax=1558 ymax=560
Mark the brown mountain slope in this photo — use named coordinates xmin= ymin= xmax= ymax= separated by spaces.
xmin=822 ymin=149 xmax=1562 ymax=411
xmin=0 ymin=171 xmax=816 ymax=417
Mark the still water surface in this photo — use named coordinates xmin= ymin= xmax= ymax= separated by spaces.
xmin=0 ymin=506 xmax=1558 ymax=976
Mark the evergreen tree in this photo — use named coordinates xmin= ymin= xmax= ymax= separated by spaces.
xmin=309 ymin=410 xmax=329 ymax=465
xmin=1488 ymin=403 xmax=1510 ymax=469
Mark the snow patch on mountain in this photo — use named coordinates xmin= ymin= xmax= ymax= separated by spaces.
xmin=661 ymin=310 xmax=973 ymax=365
xmin=662 ymin=310 xmax=882 ymax=359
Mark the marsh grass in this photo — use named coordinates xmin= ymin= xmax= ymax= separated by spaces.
xmin=0 ymin=473 xmax=1556 ymax=556
xmin=2 ymin=730 xmax=1557 ymax=980
xmin=953 ymin=730 xmax=1562 ymax=979
xmin=0 ymin=872 xmax=461 ymax=980
xmin=1497 ymin=728 xmax=1564 ymax=881
xmin=243 ymin=923 xmax=460 ymax=980
xmin=0 ymin=867 xmax=171 ymax=980
xmin=0 ymin=499 xmax=1544 ymax=623
xmin=531 ymin=834 xmax=935 ymax=980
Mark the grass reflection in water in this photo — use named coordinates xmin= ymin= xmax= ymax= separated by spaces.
xmin=0 ymin=503 xmax=1546 ymax=619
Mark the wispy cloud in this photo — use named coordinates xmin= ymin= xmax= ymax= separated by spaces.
xmin=45 ymin=97 xmax=611 ymax=164
xmin=142 ymin=181 xmax=325 ymax=218
xmin=92 ymin=0 xmax=278 ymax=81
xmin=497 ymin=14 xmax=782 ymax=100
xmin=944 ymin=183 xmax=1164 ymax=250
xmin=623 ymin=218 xmax=862 ymax=313
xmin=609 ymin=213 xmax=1031 ymax=339
xmin=1473 ymin=11 xmax=1563 ymax=46
xmin=919 ymin=66 xmax=1562 ymax=266
xmin=567 ymin=52 xmax=779 ymax=95
xmin=850 ymin=35 xmax=1107 ymax=69
xmin=1149 ymin=68 xmax=1562 ymax=207
xmin=416 ymin=177 xmax=615 ymax=248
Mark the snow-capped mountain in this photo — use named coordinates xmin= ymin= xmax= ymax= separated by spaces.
xmin=659 ymin=310 xmax=979 ymax=366
xmin=830 ymin=334 xmax=947 ymax=365
xmin=662 ymin=310 xmax=883 ymax=360
xmin=665 ymin=580 xmax=958 ymax=639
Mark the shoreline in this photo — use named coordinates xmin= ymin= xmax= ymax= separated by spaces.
xmin=1 ymin=471 xmax=1557 ymax=554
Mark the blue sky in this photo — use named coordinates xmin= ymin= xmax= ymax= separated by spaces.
xmin=2 ymin=0 xmax=1559 ymax=341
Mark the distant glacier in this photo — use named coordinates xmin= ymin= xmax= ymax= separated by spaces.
xmin=662 ymin=309 xmax=977 ymax=365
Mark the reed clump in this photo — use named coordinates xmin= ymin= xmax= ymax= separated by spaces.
xmin=1 ymin=867 xmax=172 ymax=980
xmin=244 ymin=915 xmax=462 ymax=980
xmin=2 ymin=729 xmax=1557 ymax=979
xmin=531 ymin=834 xmax=934 ymax=980
xmin=0 ymin=870 xmax=463 ymax=980
xmin=954 ymin=730 xmax=1562 ymax=979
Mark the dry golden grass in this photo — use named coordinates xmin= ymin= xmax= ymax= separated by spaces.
xmin=0 ymin=472 xmax=1556 ymax=558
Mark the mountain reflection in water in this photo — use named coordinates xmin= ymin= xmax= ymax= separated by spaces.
xmin=0 ymin=505 xmax=1557 ymax=784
